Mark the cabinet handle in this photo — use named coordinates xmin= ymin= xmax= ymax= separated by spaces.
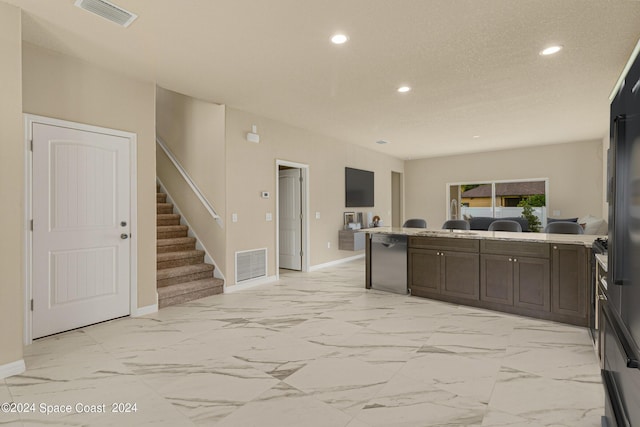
xmin=553 ymin=245 xmax=558 ymax=250
xmin=514 ymin=258 xmax=517 ymax=262
xmin=441 ymin=252 xmax=445 ymax=257
xmin=508 ymin=258 xmax=513 ymax=262
xmin=436 ymin=251 xmax=440 ymax=256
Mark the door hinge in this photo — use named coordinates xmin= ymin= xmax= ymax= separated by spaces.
xmin=300 ymin=250 xmax=303 ymax=257
xmin=30 ymin=219 xmax=33 ymax=231
xmin=30 ymin=140 xmax=33 ymax=151
xmin=30 ymin=299 xmax=34 ymax=311
xmin=299 ymin=176 xmax=303 ymax=182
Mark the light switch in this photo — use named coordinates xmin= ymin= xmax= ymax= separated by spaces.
xmin=266 ymin=212 xmax=273 ymax=221
xmin=315 ymin=212 xmax=321 ymax=219
xmin=232 ymin=213 xmax=238 ymax=223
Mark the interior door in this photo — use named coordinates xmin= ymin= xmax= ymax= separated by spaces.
xmin=32 ymin=122 xmax=131 ymax=338
xmin=279 ymin=168 xmax=302 ymax=270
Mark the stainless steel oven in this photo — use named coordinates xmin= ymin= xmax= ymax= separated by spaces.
xmin=590 ymin=238 xmax=608 ymax=346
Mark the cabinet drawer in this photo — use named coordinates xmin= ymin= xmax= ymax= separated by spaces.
xmin=409 ymin=237 xmax=479 ymax=253
xmin=480 ymin=240 xmax=549 ymax=258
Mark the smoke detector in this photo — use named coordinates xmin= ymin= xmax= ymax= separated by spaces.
xmin=74 ymin=0 xmax=138 ymax=28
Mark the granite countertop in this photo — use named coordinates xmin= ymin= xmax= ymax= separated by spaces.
xmin=361 ymin=226 xmax=603 ymax=247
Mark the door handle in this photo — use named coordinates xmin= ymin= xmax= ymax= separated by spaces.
xmin=120 ymin=234 xmax=129 ymax=240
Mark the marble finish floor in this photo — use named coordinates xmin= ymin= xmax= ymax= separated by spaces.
xmin=1 ymin=260 xmax=603 ymax=426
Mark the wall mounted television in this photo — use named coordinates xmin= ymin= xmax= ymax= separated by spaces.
xmin=345 ymin=167 xmax=374 ymax=207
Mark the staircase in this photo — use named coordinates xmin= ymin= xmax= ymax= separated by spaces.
xmin=156 ymin=185 xmax=223 ymax=308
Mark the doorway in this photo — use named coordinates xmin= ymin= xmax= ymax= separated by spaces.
xmin=26 ymin=115 xmax=137 ymax=341
xmin=276 ymin=160 xmax=309 ymax=274
xmin=391 ymin=171 xmax=403 ymax=227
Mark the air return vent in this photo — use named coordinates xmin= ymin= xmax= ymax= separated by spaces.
xmin=74 ymin=0 xmax=138 ymax=27
xmin=235 ymin=249 xmax=267 ymax=283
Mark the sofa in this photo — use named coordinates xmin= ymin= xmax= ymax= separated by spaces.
xmin=468 ymin=216 xmax=529 ymax=232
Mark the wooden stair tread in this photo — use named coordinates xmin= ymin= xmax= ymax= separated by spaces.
xmin=157 ymin=278 xmax=223 ymax=300
xmin=157 ymin=237 xmax=196 ymax=247
xmin=157 ymin=214 xmax=180 ymax=219
xmin=157 ymin=263 xmax=214 ymax=280
xmin=157 ymin=250 xmax=204 ymax=262
xmin=157 ymin=225 xmax=188 ymax=232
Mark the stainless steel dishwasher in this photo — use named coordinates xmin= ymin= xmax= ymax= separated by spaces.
xmin=370 ymin=234 xmax=408 ymax=294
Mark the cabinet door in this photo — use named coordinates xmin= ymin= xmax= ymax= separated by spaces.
xmin=480 ymin=254 xmax=514 ymax=305
xmin=408 ymin=248 xmax=440 ymax=297
xmin=551 ymin=244 xmax=587 ymax=318
xmin=441 ymin=251 xmax=480 ymax=300
xmin=514 ymin=256 xmax=550 ymax=312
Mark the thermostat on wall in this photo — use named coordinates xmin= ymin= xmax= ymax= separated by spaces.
xmin=261 ymin=191 xmax=270 ymax=199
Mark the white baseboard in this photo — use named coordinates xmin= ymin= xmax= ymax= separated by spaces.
xmin=225 ymin=275 xmax=277 ymax=293
xmin=0 ymin=359 xmax=25 ymax=380
xmin=309 ymin=254 xmax=365 ymax=271
xmin=131 ymin=303 xmax=158 ymax=317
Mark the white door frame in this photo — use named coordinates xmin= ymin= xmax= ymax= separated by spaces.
xmin=23 ymin=114 xmax=138 ymax=345
xmin=275 ymin=160 xmax=309 ymax=277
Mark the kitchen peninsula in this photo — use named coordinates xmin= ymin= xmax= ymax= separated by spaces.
xmin=364 ymin=227 xmax=601 ymax=326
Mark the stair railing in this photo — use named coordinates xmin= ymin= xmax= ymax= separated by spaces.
xmin=156 ymin=137 xmax=223 ymax=227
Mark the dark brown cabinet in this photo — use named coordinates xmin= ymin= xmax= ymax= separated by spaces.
xmin=408 ymin=248 xmax=440 ymax=297
xmin=551 ymin=244 xmax=587 ymax=319
xmin=480 ymin=243 xmax=550 ymax=312
xmin=408 ymin=237 xmax=479 ymax=301
xmin=514 ymin=256 xmax=550 ymax=312
xmin=480 ymin=254 xmax=513 ymax=305
xmin=401 ymin=235 xmax=590 ymax=326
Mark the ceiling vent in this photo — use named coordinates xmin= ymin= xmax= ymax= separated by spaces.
xmin=74 ymin=0 xmax=138 ymax=28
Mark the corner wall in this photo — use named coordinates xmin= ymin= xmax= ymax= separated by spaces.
xmin=404 ymin=139 xmax=604 ymax=229
xmin=156 ymin=87 xmax=227 ymax=277
xmin=0 ymin=2 xmax=24 ymax=368
xmin=22 ymin=43 xmax=157 ymax=308
xmin=225 ymin=107 xmax=404 ymax=285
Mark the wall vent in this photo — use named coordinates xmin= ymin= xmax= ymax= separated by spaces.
xmin=74 ymin=0 xmax=138 ymax=27
xmin=235 ymin=248 xmax=267 ymax=283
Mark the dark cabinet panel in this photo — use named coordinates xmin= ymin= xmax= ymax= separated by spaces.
xmin=514 ymin=256 xmax=550 ymax=312
xmin=551 ymin=244 xmax=587 ymax=318
xmin=481 ymin=240 xmax=549 ymax=258
xmin=405 ymin=236 xmax=590 ymax=326
xmin=480 ymin=254 xmax=513 ymax=305
xmin=408 ymin=248 xmax=440 ymax=297
xmin=408 ymin=248 xmax=479 ymax=301
xmin=409 ymin=237 xmax=479 ymax=252
xmin=441 ymin=251 xmax=479 ymax=300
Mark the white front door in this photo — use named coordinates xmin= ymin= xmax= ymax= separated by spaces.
xmin=32 ymin=123 xmax=131 ymax=339
xmin=279 ymin=168 xmax=302 ymax=270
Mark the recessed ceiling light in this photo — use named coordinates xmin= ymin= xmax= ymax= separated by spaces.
xmin=376 ymin=140 xmax=389 ymax=145
xmin=331 ymin=34 xmax=348 ymax=44
xmin=397 ymin=86 xmax=411 ymax=93
xmin=539 ymin=45 xmax=563 ymax=56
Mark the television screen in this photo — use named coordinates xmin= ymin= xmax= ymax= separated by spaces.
xmin=345 ymin=167 xmax=374 ymax=207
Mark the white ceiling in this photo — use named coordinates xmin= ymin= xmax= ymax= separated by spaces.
xmin=5 ymin=0 xmax=640 ymax=159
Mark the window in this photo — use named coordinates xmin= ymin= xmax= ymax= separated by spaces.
xmin=447 ymin=179 xmax=548 ymax=226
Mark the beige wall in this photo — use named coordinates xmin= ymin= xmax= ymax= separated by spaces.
xmin=225 ymin=107 xmax=404 ymax=285
xmin=22 ymin=43 xmax=157 ymax=308
xmin=156 ymin=87 xmax=227 ymax=277
xmin=0 ymin=2 xmax=24 ymax=367
xmin=405 ymin=139 xmax=604 ymax=228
